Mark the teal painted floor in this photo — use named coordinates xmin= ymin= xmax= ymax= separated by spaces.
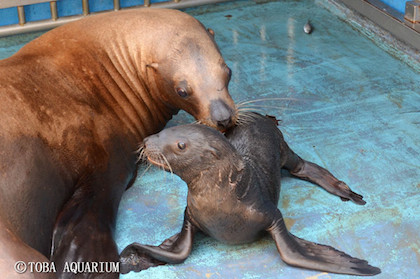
xmin=1 ymin=0 xmax=419 ymax=278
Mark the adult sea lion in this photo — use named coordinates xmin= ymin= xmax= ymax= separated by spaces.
xmin=0 ymin=8 xmax=236 ymax=279
xmin=120 ymin=112 xmax=381 ymax=276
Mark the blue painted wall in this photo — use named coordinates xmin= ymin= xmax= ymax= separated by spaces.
xmin=0 ymin=0 xmax=411 ymax=27
xmin=0 ymin=0 xmax=168 ymax=27
xmin=57 ymin=0 xmax=83 ymax=17
xmin=23 ymin=2 xmax=51 ymax=22
xmin=0 ymin=7 xmax=19 ymax=26
xmin=380 ymin=0 xmax=409 ymax=13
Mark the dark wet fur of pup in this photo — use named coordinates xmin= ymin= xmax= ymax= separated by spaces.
xmin=120 ymin=112 xmax=380 ymax=276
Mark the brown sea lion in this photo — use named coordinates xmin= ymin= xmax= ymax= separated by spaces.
xmin=119 ymin=112 xmax=380 ymax=276
xmin=0 ymin=8 xmax=236 ymax=279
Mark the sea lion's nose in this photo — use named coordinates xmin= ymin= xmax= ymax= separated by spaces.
xmin=217 ymin=117 xmax=232 ymax=129
xmin=210 ymin=99 xmax=234 ymax=130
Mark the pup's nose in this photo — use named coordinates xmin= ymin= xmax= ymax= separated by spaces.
xmin=143 ymin=138 xmax=149 ymax=148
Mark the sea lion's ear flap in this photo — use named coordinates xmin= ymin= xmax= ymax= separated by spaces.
xmin=207 ymin=142 xmax=222 ymax=159
xmin=265 ymin=114 xmax=281 ymax=126
xmin=231 ymin=159 xmax=247 ymax=199
xmin=235 ymin=159 xmax=245 ymax=173
xmin=207 ymin=28 xmax=215 ymax=38
xmin=210 ymin=148 xmax=222 ymax=159
xmin=146 ymin=63 xmax=159 ymax=71
xmin=229 ymin=159 xmax=244 ymax=185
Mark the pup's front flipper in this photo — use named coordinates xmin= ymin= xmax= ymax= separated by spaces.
xmin=119 ymin=210 xmax=197 ymax=274
xmin=266 ymin=208 xmax=381 ymax=276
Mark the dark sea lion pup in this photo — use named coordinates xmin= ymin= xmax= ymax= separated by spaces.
xmin=120 ymin=112 xmax=381 ymax=276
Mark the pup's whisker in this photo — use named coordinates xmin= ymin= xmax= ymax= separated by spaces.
xmin=137 ymin=163 xmax=153 ymax=180
xmin=161 ymin=153 xmax=174 ymax=176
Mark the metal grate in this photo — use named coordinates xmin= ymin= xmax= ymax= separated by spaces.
xmin=0 ymin=0 xmax=230 ymax=37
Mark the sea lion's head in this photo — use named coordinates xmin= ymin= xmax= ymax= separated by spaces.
xmin=145 ymin=14 xmax=237 ymax=131
xmin=141 ymin=124 xmax=239 ymax=183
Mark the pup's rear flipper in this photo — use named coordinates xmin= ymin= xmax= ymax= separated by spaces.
xmin=283 ymin=146 xmax=366 ymax=205
xmin=267 ymin=209 xmax=381 ymax=276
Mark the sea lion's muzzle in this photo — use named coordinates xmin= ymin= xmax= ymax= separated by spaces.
xmin=210 ymin=99 xmax=235 ymax=130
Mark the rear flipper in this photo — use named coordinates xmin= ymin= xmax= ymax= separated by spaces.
xmin=267 ymin=209 xmax=381 ymax=276
xmin=119 ymin=210 xmax=197 ymax=274
xmin=283 ymin=145 xmax=366 ymax=205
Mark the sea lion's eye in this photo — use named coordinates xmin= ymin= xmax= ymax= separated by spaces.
xmin=176 ymin=88 xmax=188 ymax=98
xmin=177 ymin=142 xmax=186 ymax=150
xmin=227 ymin=67 xmax=232 ymax=81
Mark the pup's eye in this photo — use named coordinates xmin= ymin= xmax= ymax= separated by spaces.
xmin=176 ymin=88 xmax=188 ymax=98
xmin=177 ymin=142 xmax=186 ymax=150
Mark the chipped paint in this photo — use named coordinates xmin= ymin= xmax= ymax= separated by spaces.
xmin=306 ymin=272 xmax=331 ymax=279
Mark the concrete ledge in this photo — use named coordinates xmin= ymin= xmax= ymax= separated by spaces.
xmin=339 ymin=0 xmax=420 ymax=52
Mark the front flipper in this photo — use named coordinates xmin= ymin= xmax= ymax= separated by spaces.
xmin=283 ymin=148 xmax=366 ymax=205
xmin=120 ymin=210 xmax=197 ymax=274
xmin=51 ymin=174 xmax=121 ymax=279
xmin=267 ymin=209 xmax=381 ymax=276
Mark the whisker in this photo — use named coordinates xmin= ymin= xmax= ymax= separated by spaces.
xmin=140 ymin=148 xmax=146 ymax=158
xmin=137 ymin=163 xmax=153 ymax=180
xmin=136 ymin=148 xmax=147 ymax=163
xmin=156 ymin=153 xmax=164 ymax=170
xmin=238 ymin=106 xmax=300 ymax=112
xmin=154 ymin=153 xmax=169 ymax=180
xmin=135 ymin=143 xmax=145 ymax=153
xmin=235 ymin=111 xmax=258 ymax=126
xmin=238 ymin=105 xmax=282 ymax=110
xmin=237 ymin=110 xmax=256 ymax=117
xmin=237 ymin=107 xmax=266 ymax=113
xmin=238 ymin=105 xmax=299 ymax=111
xmin=150 ymin=153 xmax=166 ymax=180
xmin=134 ymin=143 xmax=146 ymax=163
xmin=237 ymin=107 xmax=265 ymax=111
xmin=161 ymin=153 xmax=174 ymax=176
xmin=190 ymin=119 xmax=204 ymax=126
xmin=236 ymin=97 xmax=298 ymax=107
xmin=239 ymin=104 xmax=284 ymax=108
xmin=237 ymin=116 xmax=255 ymax=123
